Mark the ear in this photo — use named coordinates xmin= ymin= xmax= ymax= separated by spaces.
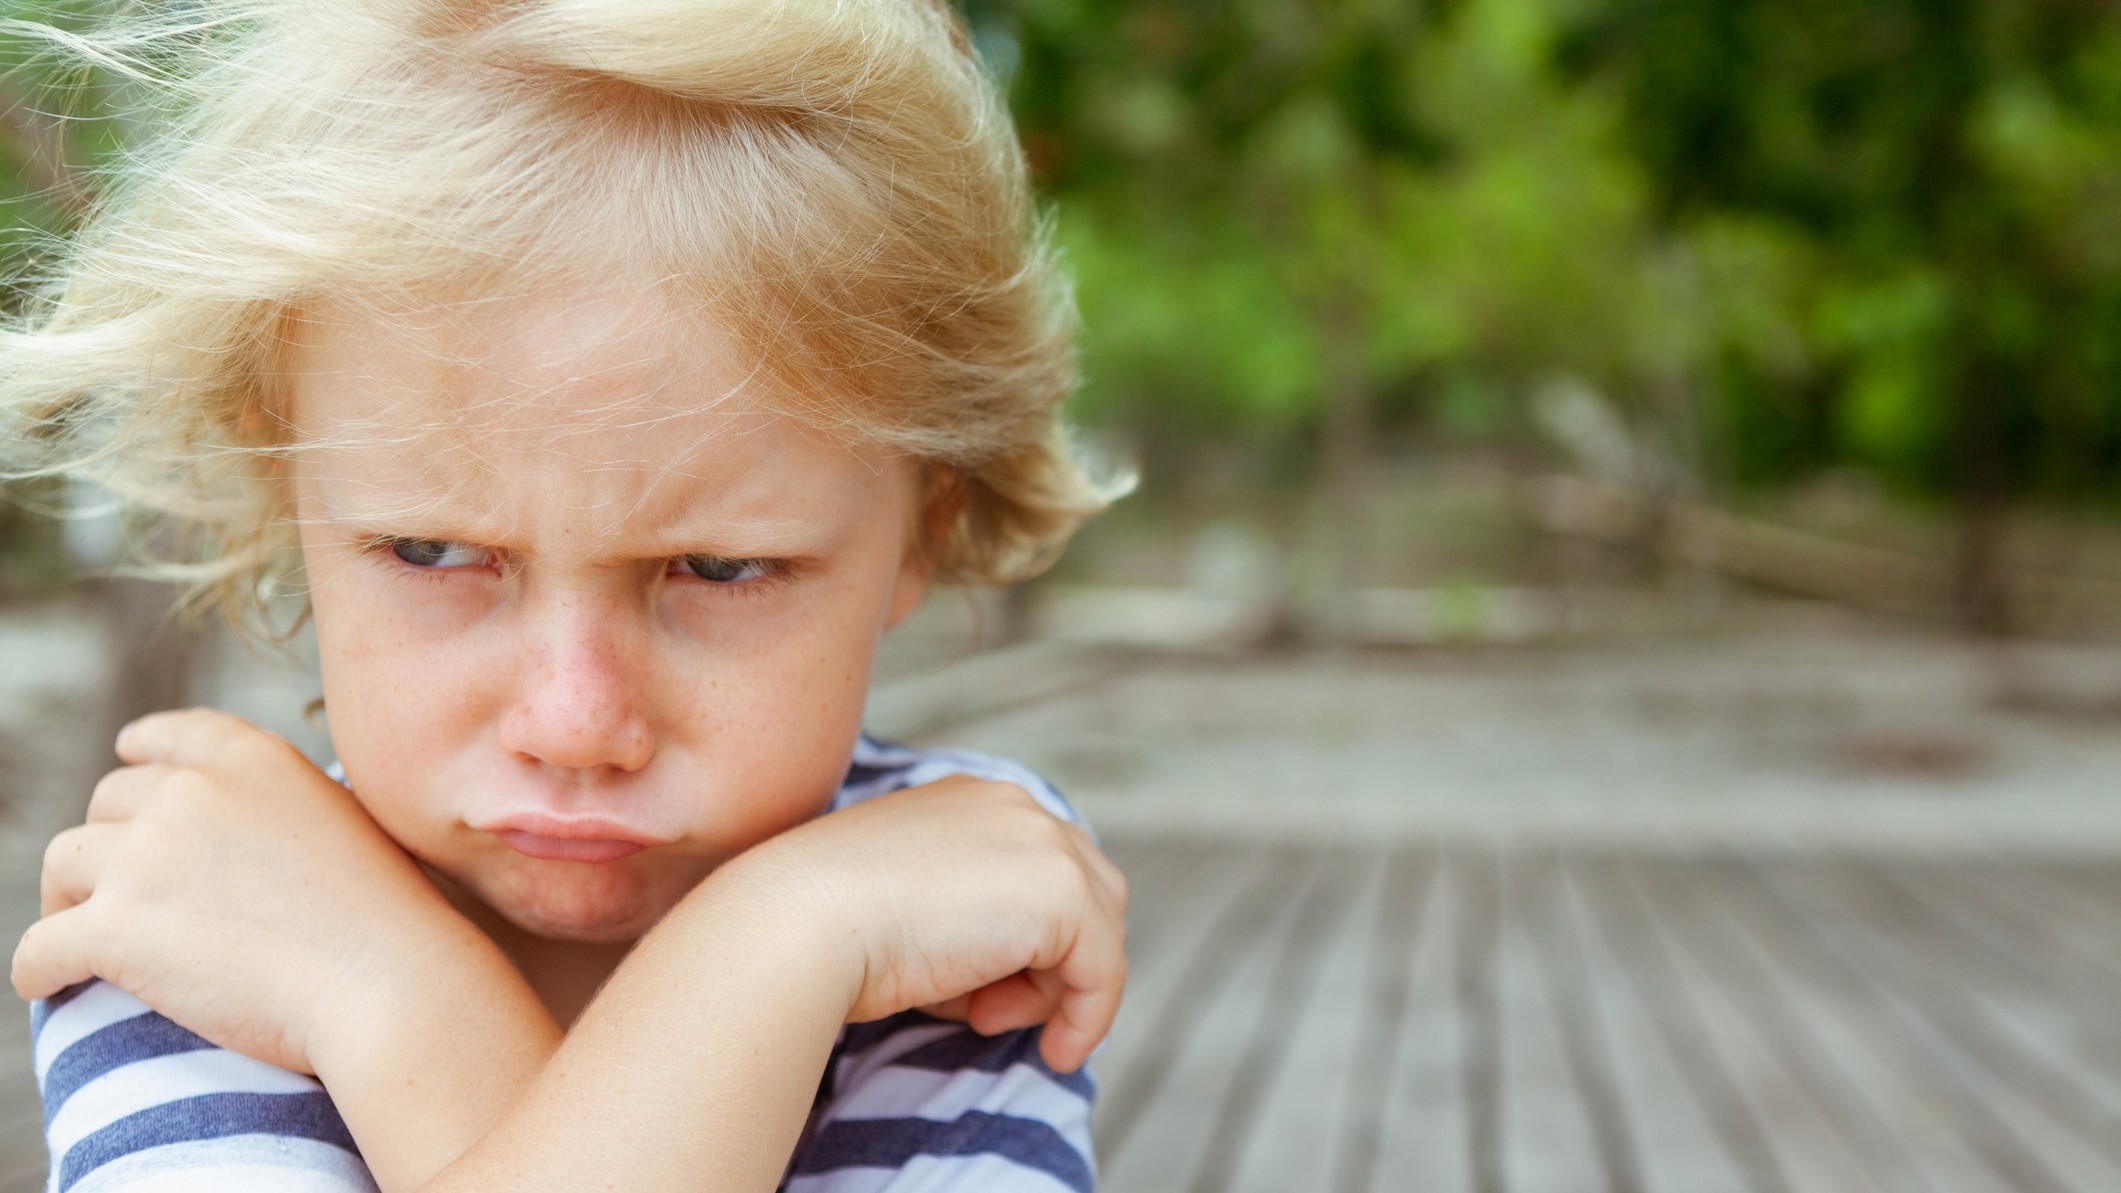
xmin=885 ymin=463 xmax=965 ymax=629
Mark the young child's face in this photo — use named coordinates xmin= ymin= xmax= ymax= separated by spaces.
xmin=281 ymin=280 xmax=930 ymax=943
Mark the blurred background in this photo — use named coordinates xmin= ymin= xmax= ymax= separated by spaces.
xmin=6 ymin=1 xmax=2121 ymax=1190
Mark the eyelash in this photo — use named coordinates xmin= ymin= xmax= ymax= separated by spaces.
xmin=359 ymin=537 xmax=796 ymax=595
xmin=359 ymin=536 xmax=492 ymax=585
xmin=667 ymin=554 xmax=796 ymax=594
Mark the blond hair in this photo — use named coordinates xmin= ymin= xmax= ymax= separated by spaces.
xmin=0 ymin=0 xmax=1124 ymax=635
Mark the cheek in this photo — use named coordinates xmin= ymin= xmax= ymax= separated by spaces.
xmin=307 ymin=572 xmax=499 ymax=834
xmin=677 ymin=571 xmax=892 ymax=734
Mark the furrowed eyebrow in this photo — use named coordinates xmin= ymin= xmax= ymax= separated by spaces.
xmin=325 ymin=514 xmax=834 ymax=567
xmin=300 ymin=476 xmax=853 ymax=562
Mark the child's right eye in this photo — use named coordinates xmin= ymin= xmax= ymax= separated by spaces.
xmin=385 ymin=538 xmax=493 ymax=570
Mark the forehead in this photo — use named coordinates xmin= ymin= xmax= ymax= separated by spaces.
xmin=280 ymin=280 xmax=908 ymax=550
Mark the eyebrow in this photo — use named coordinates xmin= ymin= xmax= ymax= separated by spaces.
xmin=303 ymin=484 xmax=845 ymax=563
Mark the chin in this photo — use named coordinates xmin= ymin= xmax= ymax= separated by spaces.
xmin=483 ymin=860 xmax=689 ymax=944
xmin=504 ymin=904 xmax=661 ymax=944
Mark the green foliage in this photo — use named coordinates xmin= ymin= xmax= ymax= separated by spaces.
xmin=1551 ymin=0 xmax=2121 ymax=498
xmin=963 ymin=0 xmax=2121 ymax=506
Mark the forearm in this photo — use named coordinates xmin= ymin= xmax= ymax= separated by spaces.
xmin=307 ymin=915 xmax=562 ymax=1193
xmin=414 ymin=859 xmax=854 ymax=1193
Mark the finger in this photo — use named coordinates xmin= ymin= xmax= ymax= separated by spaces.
xmin=1038 ymin=921 xmax=1129 ymax=1074
xmin=917 ymin=994 xmax=975 ymax=1023
xmin=86 ymin=765 xmax=175 ymax=825
xmin=40 ymin=825 xmax=118 ymax=916
xmin=114 ymin=708 xmax=271 ymax=768
xmin=11 ymin=903 xmax=103 ymax=1002
xmin=964 ymin=971 xmax=1063 ymax=1035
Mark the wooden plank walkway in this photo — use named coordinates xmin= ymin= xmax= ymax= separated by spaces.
xmin=1088 ymin=842 xmax=2121 ymax=1193
xmin=2 ymin=846 xmax=2118 ymax=1190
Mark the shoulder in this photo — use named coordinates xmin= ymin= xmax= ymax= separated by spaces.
xmin=789 ymin=1011 xmax=1096 ymax=1193
xmin=834 ymin=733 xmax=1086 ymax=831
xmin=30 ymin=980 xmax=375 ymax=1193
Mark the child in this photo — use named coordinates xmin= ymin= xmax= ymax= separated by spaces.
xmin=3 ymin=1 xmax=1130 ymax=1190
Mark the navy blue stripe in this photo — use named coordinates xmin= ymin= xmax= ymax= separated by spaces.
xmin=41 ymin=1010 xmax=218 ymax=1126
xmin=837 ymin=1009 xmax=948 ymax=1060
xmin=891 ymin=1026 xmax=1095 ymax=1101
xmin=59 ymin=1091 xmax=358 ymax=1191
xmin=793 ymin=1111 xmax=1092 ymax=1192
xmin=840 ymin=760 xmax=910 ymax=791
xmin=29 ymin=980 xmax=98 ymax=1042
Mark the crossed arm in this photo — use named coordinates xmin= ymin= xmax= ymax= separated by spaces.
xmin=14 ymin=710 xmax=1129 ymax=1192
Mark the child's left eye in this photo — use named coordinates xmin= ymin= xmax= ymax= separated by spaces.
xmin=671 ymin=555 xmax=778 ymax=584
xmin=387 ymin=538 xmax=494 ymax=569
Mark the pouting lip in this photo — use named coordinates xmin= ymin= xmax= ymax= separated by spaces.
xmin=472 ymin=810 xmax=670 ymax=849
xmin=494 ymin=831 xmax=648 ymax=863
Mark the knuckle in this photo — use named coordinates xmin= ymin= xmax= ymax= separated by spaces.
xmin=167 ymin=766 xmax=216 ymax=803
xmin=228 ymin=723 xmax=293 ymax=770
xmin=40 ymin=830 xmax=74 ymax=874
xmin=89 ymin=768 xmax=127 ymax=806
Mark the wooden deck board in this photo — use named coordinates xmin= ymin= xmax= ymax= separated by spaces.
xmin=1494 ymin=855 xmax=1609 ymax=1193
xmin=1096 ymin=851 xmax=1323 ymax=1192
xmin=1365 ymin=854 xmax=1469 ymax=1193
xmin=1615 ymin=861 xmax=1899 ymax=1193
xmin=1225 ymin=848 xmax=1385 ymax=1193
xmin=1757 ymin=862 xmax=2121 ymax=1190
xmin=1332 ymin=850 xmax=1439 ymax=1193
xmin=1701 ymin=859 xmax=2062 ymax=1193
xmin=1577 ymin=860 xmax=1795 ymax=1193
xmin=1549 ymin=861 xmax=1753 ymax=1193
xmin=1092 ymin=845 xmax=1296 ymax=1162
xmin=1097 ymin=846 xmax=2121 ymax=1193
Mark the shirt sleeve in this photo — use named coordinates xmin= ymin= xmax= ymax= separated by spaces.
xmin=836 ymin=735 xmax=1088 ymax=833
xmin=784 ymin=1012 xmax=1097 ymax=1193
xmin=31 ymin=980 xmax=377 ymax=1193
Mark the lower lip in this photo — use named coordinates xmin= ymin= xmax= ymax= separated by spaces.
xmin=496 ymin=831 xmax=649 ymax=863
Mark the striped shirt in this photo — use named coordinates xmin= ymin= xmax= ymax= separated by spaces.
xmin=29 ymin=733 xmax=1099 ymax=1192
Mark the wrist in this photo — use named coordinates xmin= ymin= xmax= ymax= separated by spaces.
xmin=688 ymin=842 xmax=871 ymax=1021
xmin=305 ymin=897 xmax=552 ymax=1083
xmin=306 ymin=901 xmax=559 ymax=1193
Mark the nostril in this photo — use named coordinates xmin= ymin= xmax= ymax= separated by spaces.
xmin=497 ymin=675 xmax=656 ymax=773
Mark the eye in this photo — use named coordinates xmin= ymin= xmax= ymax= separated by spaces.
xmin=671 ymin=555 xmax=778 ymax=584
xmin=387 ymin=539 xmax=493 ymax=570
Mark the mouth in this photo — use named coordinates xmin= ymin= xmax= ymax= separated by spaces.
xmin=474 ymin=812 xmax=671 ymax=864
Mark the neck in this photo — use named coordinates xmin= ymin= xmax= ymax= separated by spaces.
xmin=427 ymin=867 xmax=636 ymax=1029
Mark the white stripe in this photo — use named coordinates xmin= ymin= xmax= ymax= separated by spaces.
xmin=835 ymin=741 xmax=1085 ymax=830
xmin=853 ymin=736 xmax=922 ymax=767
xmin=820 ymin=1064 xmax=1092 ymax=1137
xmin=47 ymin=1047 xmax=323 ymax=1159
xmin=788 ymin=1150 xmax=1085 ymax=1193
xmin=34 ymin=985 xmax=155 ymax=1081
xmin=68 ymin=1135 xmax=375 ymax=1193
xmin=836 ymin=1023 xmax=964 ymax=1079
xmin=896 ymin=753 xmax=1079 ymax=825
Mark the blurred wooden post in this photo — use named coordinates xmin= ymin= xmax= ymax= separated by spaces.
xmin=1315 ymin=291 xmax=1371 ymax=645
xmin=1953 ymin=357 xmax=2010 ymax=636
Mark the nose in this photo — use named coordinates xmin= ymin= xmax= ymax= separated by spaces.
xmin=497 ymin=594 xmax=656 ymax=774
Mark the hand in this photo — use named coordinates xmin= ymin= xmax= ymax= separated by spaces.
xmin=11 ymin=708 xmax=462 ymax=1074
xmin=724 ymin=775 xmax=1129 ymax=1073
